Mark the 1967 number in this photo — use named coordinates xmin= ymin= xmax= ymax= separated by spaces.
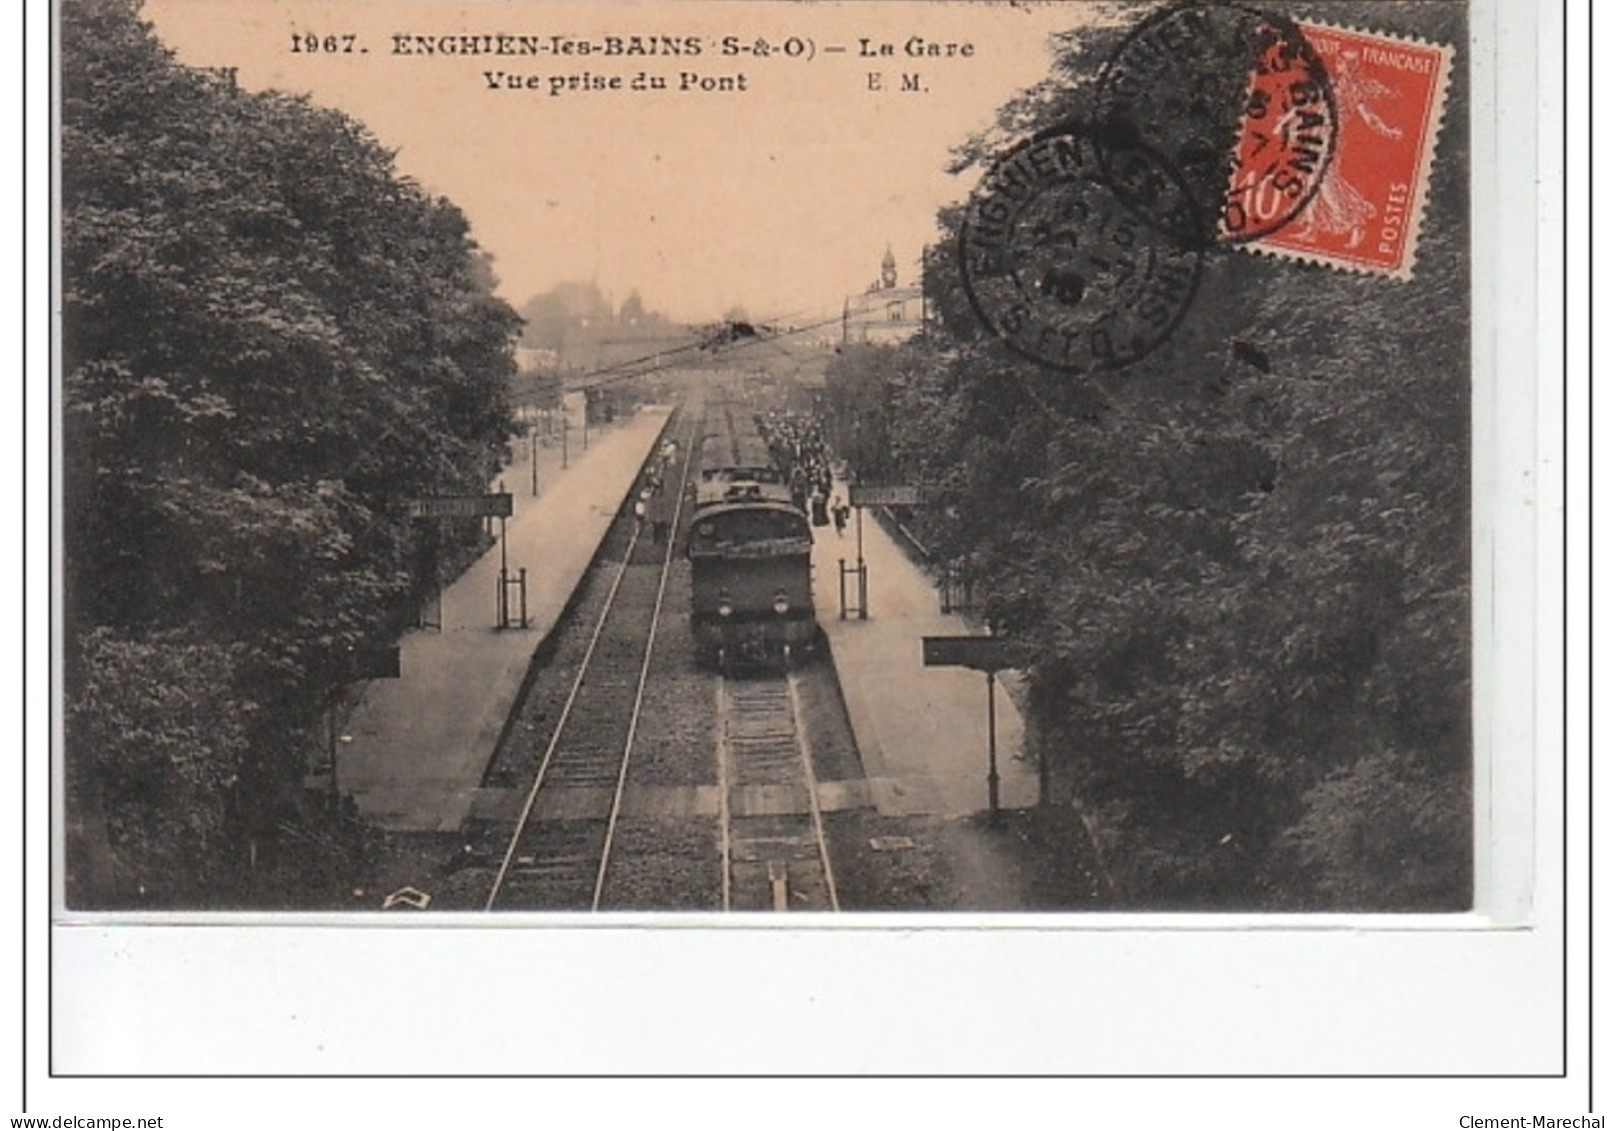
xmin=290 ymin=33 xmax=361 ymax=53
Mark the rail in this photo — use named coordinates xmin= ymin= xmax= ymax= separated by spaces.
xmin=715 ymin=669 xmax=840 ymax=913
xmin=484 ymin=406 xmax=699 ymax=911
xmin=590 ymin=414 xmax=698 ymax=908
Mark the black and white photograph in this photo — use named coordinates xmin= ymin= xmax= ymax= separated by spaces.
xmin=59 ymin=0 xmax=1475 ymax=915
xmin=32 ymin=0 xmax=1579 ymax=1104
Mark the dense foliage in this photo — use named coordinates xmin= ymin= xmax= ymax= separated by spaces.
xmin=823 ymin=2 xmax=1470 ymax=909
xmin=62 ymin=0 xmax=521 ymax=905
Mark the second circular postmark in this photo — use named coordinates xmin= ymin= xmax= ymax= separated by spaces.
xmin=958 ymin=127 xmax=1203 ymax=376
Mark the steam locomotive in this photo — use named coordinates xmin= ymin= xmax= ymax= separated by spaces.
xmin=688 ymin=401 xmax=817 ymax=668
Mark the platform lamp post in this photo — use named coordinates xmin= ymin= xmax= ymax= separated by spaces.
xmin=922 ymin=634 xmax=1021 ymax=829
xmin=835 ymin=509 xmax=869 ymax=620
xmin=497 ymin=479 xmax=509 ymax=627
xmin=855 ymin=505 xmax=867 ymax=619
xmin=530 ymin=426 xmax=539 ymax=495
xmin=984 ymin=668 xmax=1000 ymax=826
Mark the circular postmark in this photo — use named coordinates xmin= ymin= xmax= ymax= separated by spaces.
xmin=958 ymin=128 xmax=1202 ymax=376
xmin=1096 ymin=3 xmax=1337 ymax=245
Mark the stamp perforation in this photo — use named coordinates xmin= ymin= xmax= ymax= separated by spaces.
xmin=1239 ymin=19 xmax=1455 ymax=281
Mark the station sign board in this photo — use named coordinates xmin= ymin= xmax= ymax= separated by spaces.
xmin=849 ymin=484 xmax=926 ymax=507
xmin=407 ymin=493 xmax=513 ymax=520
xmin=922 ymin=635 xmax=1025 ymax=672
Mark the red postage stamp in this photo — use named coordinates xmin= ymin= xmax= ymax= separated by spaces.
xmin=1232 ymin=24 xmax=1454 ymax=280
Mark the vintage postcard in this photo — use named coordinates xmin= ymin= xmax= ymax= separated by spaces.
xmin=43 ymin=0 xmax=1566 ymax=1093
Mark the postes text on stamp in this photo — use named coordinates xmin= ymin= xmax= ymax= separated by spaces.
xmin=1238 ymin=23 xmax=1454 ymax=279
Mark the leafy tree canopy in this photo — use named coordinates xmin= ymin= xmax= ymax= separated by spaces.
xmin=62 ymin=0 xmax=522 ymax=905
xmin=823 ymin=1 xmax=1470 ymax=909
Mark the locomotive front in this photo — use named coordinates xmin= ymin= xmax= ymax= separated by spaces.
xmin=688 ymin=497 xmax=816 ymax=668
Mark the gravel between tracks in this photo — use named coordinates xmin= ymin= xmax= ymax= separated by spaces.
xmin=791 ymin=652 xmax=864 ymax=784
xmin=599 ymin=816 xmax=722 ymax=911
xmin=627 ymin=557 xmax=719 ymax=788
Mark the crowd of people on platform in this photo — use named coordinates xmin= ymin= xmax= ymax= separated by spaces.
xmin=757 ymin=410 xmax=850 ymax=536
xmin=629 ymin=410 xmax=858 ymax=546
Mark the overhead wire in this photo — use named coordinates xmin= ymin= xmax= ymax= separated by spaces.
xmin=560 ymin=310 xmax=851 ymax=391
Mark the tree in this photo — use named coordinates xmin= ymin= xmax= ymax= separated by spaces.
xmin=822 ymin=1 xmax=1470 ymax=909
xmin=62 ymin=0 xmax=522 ymax=906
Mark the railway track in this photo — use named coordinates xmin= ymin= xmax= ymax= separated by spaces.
xmin=484 ymin=405 xmax=698 ymax=912
xmin=718 ymin=669 xmax=840 ymax=912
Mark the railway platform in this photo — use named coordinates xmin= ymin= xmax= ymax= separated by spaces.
xmin=336 ymin=406 xmax=674 ymax=832
xmin=809 ymin=502 xmax=1040 ymax=819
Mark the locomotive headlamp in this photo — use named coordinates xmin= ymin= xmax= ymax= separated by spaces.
xmin=717 ymin=592 xmax=734 ymax=618
xmin=772 ymin=591 xmax=790 ymax=615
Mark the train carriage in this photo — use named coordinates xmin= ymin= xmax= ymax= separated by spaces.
xmin=688 ymin=401 xmax=818 ymax=668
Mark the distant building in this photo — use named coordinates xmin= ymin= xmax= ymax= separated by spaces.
xmin=515 ymin=346 xmax=558 ymax=371
xmin=842 ymin=248 xmax=924 ymax=345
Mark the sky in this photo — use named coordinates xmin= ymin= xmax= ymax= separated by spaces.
xmin=140 ymin=0 xmax=1101 ymax=324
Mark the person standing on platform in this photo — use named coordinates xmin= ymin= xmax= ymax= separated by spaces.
xmin=832 ymin=496 xmax=849 ymax=538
